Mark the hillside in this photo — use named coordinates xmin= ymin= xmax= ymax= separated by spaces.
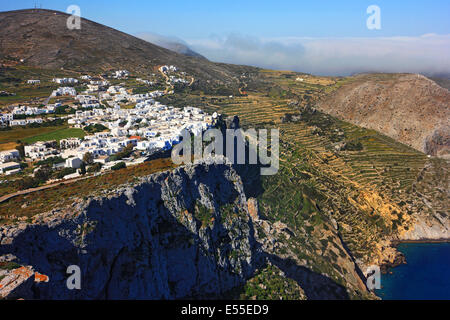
xmin=317 ymin=74 xmax=450 ymax=158
xmin=2 ymin=68 xmax=447 ymax=300
xmin=0 ymin=9 xmax=448 ymax=301
xmin=0 ymin=9 xmax=253 ymax=86
xmin=135 ymin=32 xmax=207 ymax=59
xmin=0 ymin=159 xmax=259 ymax=299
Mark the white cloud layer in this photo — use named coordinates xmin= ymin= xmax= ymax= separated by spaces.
xmin=187 ymin=34 xmax=450 ymax=76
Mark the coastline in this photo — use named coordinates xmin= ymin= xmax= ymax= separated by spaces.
xmin=380 ymin=238 xmax=450 ymax=273
xmin=392 ymin=238 xmax=450 ymax=245
xmin=377 ymin=242 xmax=450 ymax=300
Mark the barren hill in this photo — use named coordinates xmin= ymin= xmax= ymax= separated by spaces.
xmin=318 ymin=73 xmax=450 ymax=158
xmin=0 ymin=9 xmax=253 ymax=83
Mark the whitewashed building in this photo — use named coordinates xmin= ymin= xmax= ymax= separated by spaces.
xmin=65 ymin=157 xmax=83 ymax=169
xmin=0 ymin=150 xmax=20 ymax=163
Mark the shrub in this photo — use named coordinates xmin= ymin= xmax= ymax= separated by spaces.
xmin=342 ymin=141 xmax=364 ymax=151
xmin=87 ymin=163 xmax=102 ymax=173
xmin=111 ymin=162 xmax=126 ymax=171
xmin=35 ymin=168 xmax=52 ymax=183
xmin=16 ymin=176 xmax=40 ymax=190
xmin=84 ymin=123 xmax=108 ymax=134
xmin=109 ymin=144 xmax=134 ymax=161
xmin=36 ymin=156 xmax=64 ymax=167
xmin=55 ymin=168 xmax=76 ymax=179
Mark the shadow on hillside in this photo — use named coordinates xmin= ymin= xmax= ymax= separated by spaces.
xmin=0 ymin=166 xmax=258 ymax=300
xmin=0 ymin=195 xmax=351 ymax=301
xmin=265 ymin=253 xmax=350 ymax=300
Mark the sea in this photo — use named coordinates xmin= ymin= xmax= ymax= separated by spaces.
xmin=376 ymin=242 xmax=450 ymax=300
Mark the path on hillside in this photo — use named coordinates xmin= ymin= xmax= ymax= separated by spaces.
xmin=158 ymin=68 xmax=173 ymax=94
xmin=43 ymin=93 xmax=52 ymax=106
xmin=0 ymin=175 xmax=91 ymax=204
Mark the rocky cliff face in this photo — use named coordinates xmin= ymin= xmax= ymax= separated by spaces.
xmin=0 ymin=156 xmax=373 ymax=300
xmin=398 ymin=159 xmax=449 ymax=241
xmin=424 ymin=126 xmax=450 ymax=160
xmin=0 ymin=157 xmax=260 ymax=299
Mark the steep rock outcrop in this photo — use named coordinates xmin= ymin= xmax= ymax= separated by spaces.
xmin=424 ymin=126 xmax=450 ymax=160
xmin=0 ymin=157 xmax=260 ymax=299
xmin=399 ymin=159 xmax=449 ymax=241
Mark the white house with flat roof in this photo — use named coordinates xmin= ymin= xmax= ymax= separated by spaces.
xmin=0 ymin=150 xmax=20 ymax=163
xmin=53 ymin=78 xmax=79 ymax=85
xmin=0 ymin=162 xmax=21 ymax=175
xmin=65 ymin=157 xmax=83 ymax=169
xmin=51 ymin=87 xmax=77 ymax=97
xmin=0 ymin=113 xmax=13 ymax=123
xmin=10 ymin=119 xmax=27 ymax=126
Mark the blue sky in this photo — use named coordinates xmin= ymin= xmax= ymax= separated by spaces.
xmin=2 ymin=0 xmax=449 ymax=38
xmin=2 ymin=0 xmax=449 ymax=75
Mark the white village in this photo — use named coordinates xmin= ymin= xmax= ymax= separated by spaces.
xmin=0 ymin=66 xmax=217 ymax=181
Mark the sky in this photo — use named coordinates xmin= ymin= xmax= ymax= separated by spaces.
xmin=2 ymin=0 xmax=450 ymax=76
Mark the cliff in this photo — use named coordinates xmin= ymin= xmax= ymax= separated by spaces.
xmin=0 ymin=155 xmax=373 ymax=300
xmin=398 ymin=159 xmax=449 ymax=241
xmin=0 ymin=157 xmax=259 ymax=299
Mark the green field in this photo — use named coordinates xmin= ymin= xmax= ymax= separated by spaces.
xmin=0 ymin=66 xmax=80 ymax=107
xmin=0 ymin=125 xmax=69 ymax=150
xmin=22 ymin=128 xmax=85 ymax=144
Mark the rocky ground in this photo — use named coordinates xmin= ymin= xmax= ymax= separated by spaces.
xmin=0 ymin=157 xmax=258 ymax=299
xmin=317 ymin=74 xmax=450 ymax=158
xmin=0 ymin=156 xmax=376 ymax=300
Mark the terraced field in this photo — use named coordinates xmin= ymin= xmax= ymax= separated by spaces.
xmin=201 ymin=70 xmax=443 ymax=268
xmin=207 ymin=94 xmax=291 ymax=126
xmin=0 ymin=68 xmax=445 ymax=299
xmin=0 ymin=66 xmax=78 ymax=107
xmin=206 ymin=80 xmax=427 ymax=198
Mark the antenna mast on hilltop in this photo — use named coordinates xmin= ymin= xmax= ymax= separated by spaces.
xmin=32 ymin=2 xmax=42 ymax=11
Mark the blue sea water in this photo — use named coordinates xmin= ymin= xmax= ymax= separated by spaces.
xmin=376 ymin=242 xmax=450 ymax=300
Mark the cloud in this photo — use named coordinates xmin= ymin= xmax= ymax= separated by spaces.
xmin=187 ymin=34 xmax=450 ymax=76
xmin=136 ymin=32 xmax=190 ymax=47
xmin=136 ymin=32 xmax=206 ymax=59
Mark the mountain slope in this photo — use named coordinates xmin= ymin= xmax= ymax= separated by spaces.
xmin=317 ymin=74 xmax=450 ymax=158
xmin=136 ymin=32 xmax=206 ymax=59
xmin=0 ymin=9 xmax=253 ymax=83
xmin=0 ymin=159 xmax=258 ymax=299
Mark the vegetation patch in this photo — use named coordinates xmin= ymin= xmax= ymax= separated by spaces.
xmin=0 ymin=261 xmax=21 ymax=271
xmin=231 ymin=264 xmax=305 ymax=300
xmin=194 ymin=201 xmax=214 ymax=228
xmin=23 ymin=128 xmax=85 ymax=144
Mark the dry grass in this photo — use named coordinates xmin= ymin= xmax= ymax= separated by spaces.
xmin=0 ymin=157 xmax=177 ymax=223
xmin=0 ymin=142 xmax=19 ymax=151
